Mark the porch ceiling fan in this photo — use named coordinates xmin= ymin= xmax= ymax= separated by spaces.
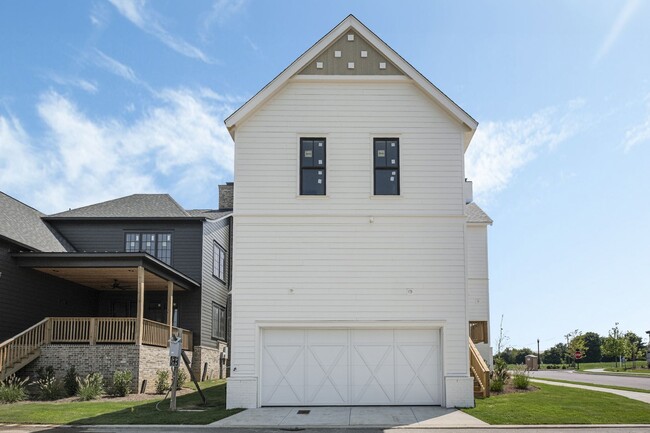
xmin=110 ymin=279 xmax=131 ymax=291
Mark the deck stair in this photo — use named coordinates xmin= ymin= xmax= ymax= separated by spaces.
xmin=469 ymin=337 xmax=490 ymax=398
xmin=0 ymin=318 xmax=49 ymax=381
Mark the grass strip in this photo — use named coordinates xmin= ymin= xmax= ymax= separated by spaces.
xmin=0 ymin=380 xmax=242 ymax=425
xmin=531 ymin=377 xmax=650 ymax=394
xmin=462 ymin=382 xmax=650 ymax=425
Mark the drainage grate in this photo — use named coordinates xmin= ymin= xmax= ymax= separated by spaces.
xmin=296 ymin=409 xmax=311 ymax=415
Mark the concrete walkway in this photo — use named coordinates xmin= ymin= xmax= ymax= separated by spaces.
xmin=210 ymin=405 xmax=488 ymax=428
xmin=531 ymin=379 xmax=650 ymax=404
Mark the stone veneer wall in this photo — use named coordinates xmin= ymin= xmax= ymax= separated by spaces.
xmin=191 ymin=343 xmax=227 ymax=381
xmin=22 ymin=344 xmax=192 ymax=393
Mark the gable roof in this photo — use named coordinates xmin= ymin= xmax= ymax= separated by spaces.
xmin=0 ymin=192 xmax=68 ymax=252
xmin=47 ymin=194 xmax=193 ymax=219
xmin=466 ymin=202 xmax=493 ymax=224
xmin=225 ymin=15 xmax=478 ymax=142
xmin=186 ymin=209 xmax=233 ymax=221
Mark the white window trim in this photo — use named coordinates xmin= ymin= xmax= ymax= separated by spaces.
xmin=295 ymin=133 xmax=330 ymax=198
xmin=368 ymin=134 xmax=403 ymax=198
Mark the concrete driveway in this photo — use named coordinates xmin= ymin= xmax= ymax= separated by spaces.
xmin=530 ymin=369 xmax=650 ymax=390
xmin=210 ymin=405 xmax=488 ymax=428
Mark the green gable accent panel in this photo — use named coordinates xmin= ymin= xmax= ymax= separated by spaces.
xmin=298 ymin=29 xmax=403 ymax=76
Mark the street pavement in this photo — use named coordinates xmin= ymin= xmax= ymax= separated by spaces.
xmin=2 ymin=426 xmax=650 ymax=433
xmin=529 ymin=369 xmax=650 ymax=390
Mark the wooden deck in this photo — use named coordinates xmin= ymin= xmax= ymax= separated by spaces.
xmin=1 ymin=317 xmax=192 ymax=380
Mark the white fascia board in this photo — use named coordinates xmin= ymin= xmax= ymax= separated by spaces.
xmin=225 ymin=15 xmax=478 ymax=142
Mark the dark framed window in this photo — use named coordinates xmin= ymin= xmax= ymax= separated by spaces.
xmin=211 ymin=303 xmax=226 ymax=340
xmin=213 ymin=242 xmax=226 ymax=281
xmin=300 ymin=138 xmax=326 ymax=195
xmin=124 ymin=232 xmax=172 ymax=265
xmin=373 ymin=138 xmax=400 ymax=195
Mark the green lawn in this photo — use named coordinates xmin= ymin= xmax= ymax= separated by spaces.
xmin=462 ymin=382 xmax=650 ymax=425
xmin=574 ymin=361 xmax=650 ymax=372
xmin=0 ymin=380 xmax=242 ymax=425
xmin=531 ymin=377 xmax=650 ymax=394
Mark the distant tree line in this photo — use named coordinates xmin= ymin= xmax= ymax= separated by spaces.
xmin=496 ymin=324 xmax=648 ymax=368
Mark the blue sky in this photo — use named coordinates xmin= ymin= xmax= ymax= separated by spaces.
xmin=1 ymin=1 xmax=649 ymax=351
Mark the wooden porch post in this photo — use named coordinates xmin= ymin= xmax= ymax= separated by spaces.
xmin=135 ymin=266 xmax=145 ymax=345
xmin=167 ymin=281 xmax=174 ymax=342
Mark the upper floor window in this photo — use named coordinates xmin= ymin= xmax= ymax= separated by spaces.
xmin=300 ymin=138 xmax=326 ymax=195
xmin=373 ymin=138 xmax=400 ymax=195
xmin=213 ymin=242 xmax=226 ymax=281
xmin=125 ymin=232 xmax=172 ymax=265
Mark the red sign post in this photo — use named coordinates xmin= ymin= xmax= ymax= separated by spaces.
xmin=575 ymin=351 xmax=582 ymax=370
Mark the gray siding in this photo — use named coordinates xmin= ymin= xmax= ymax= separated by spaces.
xmin=199 ymin=217 xmax=231 ymax=349
xmin=0 ymin=238 xmax=99 ymax=341
xmin=49 ymin=220 xmax=203 ymax=281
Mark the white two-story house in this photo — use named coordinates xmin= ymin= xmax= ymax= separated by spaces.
xmin=225 ymin=15 xmax=492 ymax=409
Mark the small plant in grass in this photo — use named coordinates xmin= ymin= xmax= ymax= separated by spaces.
xmin=512 ymin=366 xmax=530 ymax=390
xmin=111 ymin=370 xmax=133 ymax=397
xmin=490 ymin=378 xmax=505 ymax=392
xmin=64 ymin=366 xmax=79 ymax=397
xmin=76 ymin=372 xmax=104 ymax=401
xmin=155 ymin=370 xmax=169 ymax=394
xmin=489 ymin=358 xmax=509 ymax=393
xmin=0 ymin=375 xmax=29 ymax=404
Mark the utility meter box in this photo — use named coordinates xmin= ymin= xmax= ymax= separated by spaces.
xmin=169 ymin=335 xmax=182 ymax=367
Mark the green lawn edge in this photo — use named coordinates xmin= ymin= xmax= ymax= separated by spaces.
xmin=462 ymin=382 xmax=650 ymax=425
xmin=531 ymin=377 xmax=650 ymax=394
xmin=0 ymin=380 xmax=243 ymax=425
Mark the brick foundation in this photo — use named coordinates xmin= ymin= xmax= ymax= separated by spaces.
xmin=191 ymin=344 xmax=227 ymax=381
xmin=22 ymin=344 xmax=192 ymax=393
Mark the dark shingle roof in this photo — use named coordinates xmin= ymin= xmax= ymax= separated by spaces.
xmin=186 ymin=209 xmax=232 ymax=220
xmin=466 ymin=202 xmax=493 ymax=224
xmin=48 ymin=194 xmax=193 ymax=218
xmin=0 ymin=192 xmax=67 ymax=252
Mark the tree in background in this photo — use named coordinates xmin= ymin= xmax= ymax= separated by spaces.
xmin=582 ymin=332 xmax=602 ymax=363
xmin=623 ymin=331 xmax=646 ymax=369
xmin=602 ymin=323 xmax=625 ymax=367
xmin=542 ymin=343 xmax=566 ymax=365
xmin=514 ymin=347 xmax=534 ymax=364
xmin=568 ymin=332 xmax=588 ymax=368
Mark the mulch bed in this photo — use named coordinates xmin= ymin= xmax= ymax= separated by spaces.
xmin=491 ymin=381 xmax=539 ymax=395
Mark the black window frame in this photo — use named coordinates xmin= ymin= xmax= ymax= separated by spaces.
xmin=213 ymin=241 xmax=226 ymax=282
xmin=373 ymin=138 xmax=400 ymax=196
xmin=123 ymin=231 xmax=173 ymax=265
xmin=211 ymin=302 xmax=226 ymax=341
xmin=299 ymin=137 xmax=326 ymax=196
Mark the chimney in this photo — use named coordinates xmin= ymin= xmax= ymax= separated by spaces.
xmin=219 ymin=182 xmax=234 ymax=210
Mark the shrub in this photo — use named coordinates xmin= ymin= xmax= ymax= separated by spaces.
xmin=512 ymin=366 xmax=530 ymax=390
xmin=36 ymin=366 xmax=55 ymax=381
xmin=491 ymin=358 xmax=509 ymax=383
xmin=76 ymin=373 xmax=104 ymax=401
xmin=489 ymin=379 xmax=504 ymax=392
xmin=155 ymin=370 xmax=169 ymax=394
xmin=64 ymin=366 xmax=79 ymax=397
xmin=37 ymin=376 xmax=64 ymax=400
xmin=176 ymin=368 xmax=188 ymax=390
xmin=111 ymin=370 xmax=133 ymax=397
xmin=0 ymin=375 xmax=29 ymax=404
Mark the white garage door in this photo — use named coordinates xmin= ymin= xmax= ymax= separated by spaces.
xmin=261 ymin=328 xmax=441 ymax=406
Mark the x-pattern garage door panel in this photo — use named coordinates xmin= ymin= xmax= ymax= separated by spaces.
xmin=261 ymin=329 xmax=306 ymax=405
xmin=261 ymin=328 xmax=440 ymax=406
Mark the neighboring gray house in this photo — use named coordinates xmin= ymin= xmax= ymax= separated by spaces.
xmin=0 ymin=185 xmax=233 ymax=390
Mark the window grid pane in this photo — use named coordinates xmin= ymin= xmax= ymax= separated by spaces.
xmin=300 ymin=137 xmax=326 ymax=196
xmin=156 ymin=233 xmax=172 ymax=264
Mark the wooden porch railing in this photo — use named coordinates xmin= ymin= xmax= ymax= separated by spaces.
xmin=0 ymin=318 xmax=49 ymax=380
xmin=1 ymin=317 xmax=193 ymax=380
xmin=469 ymin=337 xmax=490 ymax=398
xmin=469 ymin=321 xmax=488 ymax=344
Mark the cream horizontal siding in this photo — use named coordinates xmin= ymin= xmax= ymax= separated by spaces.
xmin=230 ymin=216 xmax=469 ymax=378
xmin=466 ymin=225 xmax=489 ymax=322
xmin=234 ymin=80 xmax=465 ymax=216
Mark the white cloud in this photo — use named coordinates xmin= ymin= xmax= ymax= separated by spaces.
xmin=47 ymin=73 xmax=98 ymax=94
xmin=0 ymin=88 xmax=237 ymax=214
xmin=623 ymin=116 xmax=650 ymax=152
xmin=201 ymin=0 xmax=247 ymax=41
xmin=466 ymin=102 xmax=582 ymax=202
xmin=594 ymin=0 xmax=641 ymax=64
xmin=92 ymin=49 xmax=139 ymax=83
xmin=108 ymin=0 xmax=213 ymax=63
